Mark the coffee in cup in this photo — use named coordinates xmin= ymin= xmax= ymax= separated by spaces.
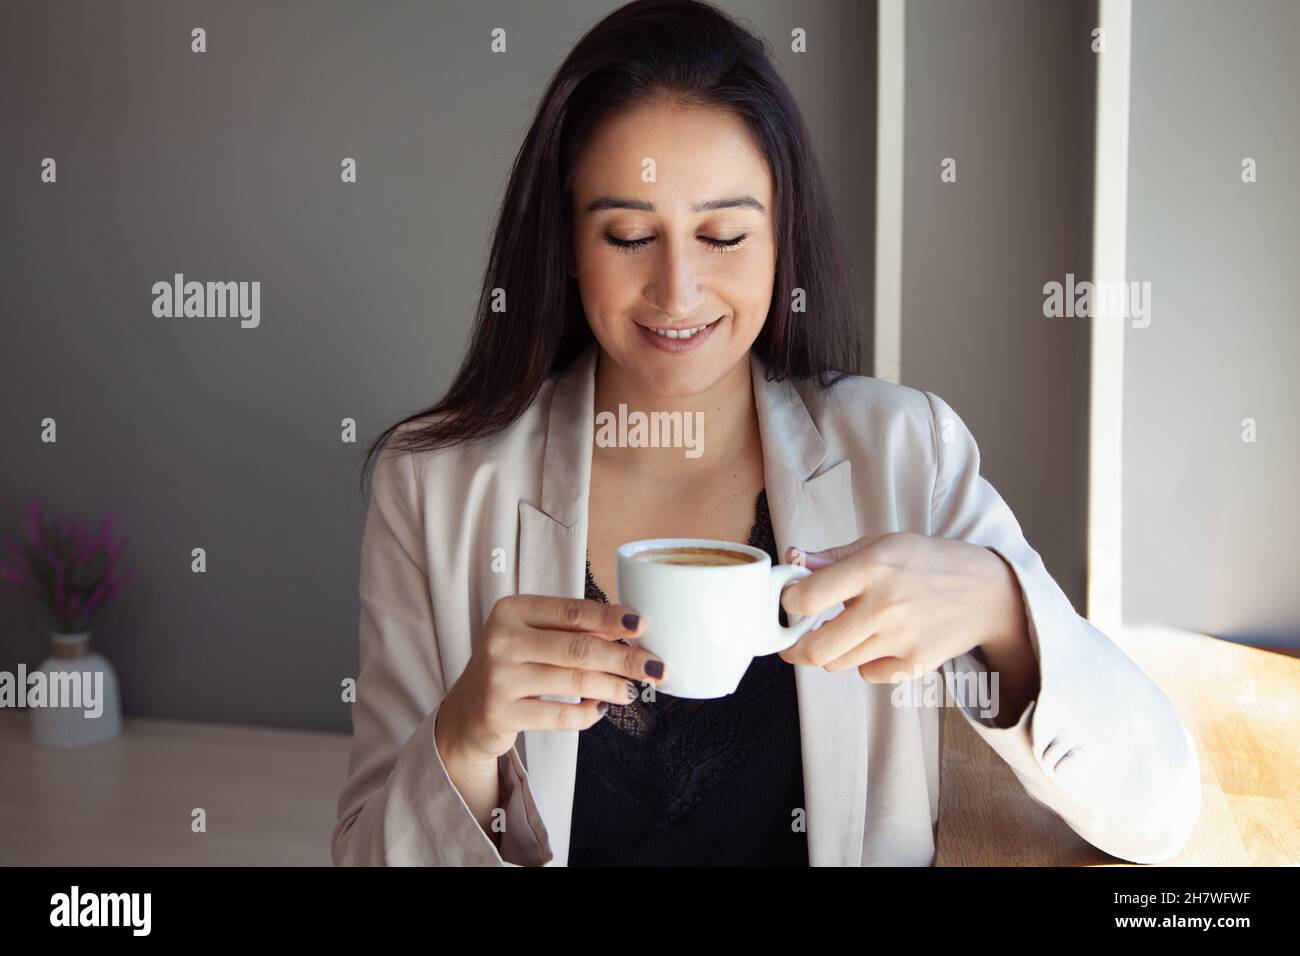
xmin=633 ymin=545 xmax=759 ymax=567
xmin=616 ymin=537 xmax=842 ymax=698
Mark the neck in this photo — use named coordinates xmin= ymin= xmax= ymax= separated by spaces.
xmin=592 ymin=350 xmax=758 ymax=477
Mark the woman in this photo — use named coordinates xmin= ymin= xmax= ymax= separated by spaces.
xmin=331 ymin=0 xmax=1200 ymax=866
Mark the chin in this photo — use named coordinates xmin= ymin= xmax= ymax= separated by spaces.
xmin=640 ymin=369 xmax=721 ymax=398
xmin=599 ymin=348 xmax=702 ymax=396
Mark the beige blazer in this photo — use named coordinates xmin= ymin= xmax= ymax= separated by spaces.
xmin=332 ymin=342 xmax=1201 ymax=866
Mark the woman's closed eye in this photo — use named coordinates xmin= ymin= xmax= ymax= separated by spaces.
xmin=603 ymin=234 xmax=748 ymax=254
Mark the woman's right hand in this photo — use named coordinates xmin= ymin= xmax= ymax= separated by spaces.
xmin=434 ymin=595 xmax=665 ymax=770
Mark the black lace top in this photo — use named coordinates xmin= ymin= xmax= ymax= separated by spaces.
xmin=567 ymin=489 xmax=809 ymax=866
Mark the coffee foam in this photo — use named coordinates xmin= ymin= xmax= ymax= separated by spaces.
xmin=633 ymin=546 xmax=758 ymax=567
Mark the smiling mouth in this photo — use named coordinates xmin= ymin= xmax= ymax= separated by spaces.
xmin=636 ymin=316 xmax=723 ymax=339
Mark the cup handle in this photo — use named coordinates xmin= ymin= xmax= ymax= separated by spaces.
xmin=755 ymin=565 xmax=841 ymax=656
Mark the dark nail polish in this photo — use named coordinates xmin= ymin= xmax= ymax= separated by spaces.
xmin=644 ymin=659 xmax=664 ymax=679
xmin=622 ymin=613 xmax=640 ymax=630
xmin=597 ymin=701 xmax=610 ymax=714
xmin=626 ymin=682 xmax=639 ymax=701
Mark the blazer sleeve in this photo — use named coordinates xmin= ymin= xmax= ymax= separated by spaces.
xmin=923 ymin=390 xmax=1201 ymax=864
xmin=331 ymin=440 xmax=553 ymax=866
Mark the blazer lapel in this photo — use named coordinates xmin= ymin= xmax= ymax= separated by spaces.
xmin=518 ymin=343 xmax=598 ymax=866
xmin=750 ymin=351 xmax=869 ymax=866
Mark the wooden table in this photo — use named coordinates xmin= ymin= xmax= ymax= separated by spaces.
xmin=936 ymin=624 xmax=1300 ymax=865
xmin=1 ymin=625 xmax=1294 ymax=865
xmin=0 ymin=714 xmax=349 ymax=866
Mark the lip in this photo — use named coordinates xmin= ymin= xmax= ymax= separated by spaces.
xmin=635 ymin=316 xmax=723 ymax=354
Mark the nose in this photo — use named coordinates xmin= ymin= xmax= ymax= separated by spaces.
xmin=647 ymin=236 xmax=706 ymax=321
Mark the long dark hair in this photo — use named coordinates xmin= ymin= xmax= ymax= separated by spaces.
xmin=361 ymin=0 xmax=864 ymax=494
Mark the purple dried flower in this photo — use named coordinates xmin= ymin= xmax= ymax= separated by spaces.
xmin=47 ymin=549 xmax=66 ymax=620
xmin=71 ymin=526 xmax=89 ymax=565
xmin=81 ymin=577 xmax=108 ymax=618
xmin=85 ymin=569 xmax=130 ymax=618
xmin=2 ymin=502 xmax=131 ymax=628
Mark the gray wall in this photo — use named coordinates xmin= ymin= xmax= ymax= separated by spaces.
xmin=899 ymin=0 xmax=1096 ymax=612
xmin=1124 ymin=0 xmax=1300 ymax=645
xmin=0 ymin=0 xmax=876 ymax=731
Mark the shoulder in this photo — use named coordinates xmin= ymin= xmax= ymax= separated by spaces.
xmin=375 ymin=379 xmax=558 ymax=490
xmin=786 ymin=370 xmax=981 ymax=482
xmin=792 ymin=370 xmax=946 ymax=438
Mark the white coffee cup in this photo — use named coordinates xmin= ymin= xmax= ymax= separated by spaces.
xmin=616 ymin=537 xmax=841 ymax=699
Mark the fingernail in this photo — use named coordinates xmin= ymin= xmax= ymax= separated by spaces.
xmin=625 ymin=681 xmax=639 ymax=701
xmin=597 ymin=701 xmax=610 ymax=714
xmin=644 ymin=659 xmax=664 ymax=678
xmin=622 ymin=613 xmax=640 ymax=630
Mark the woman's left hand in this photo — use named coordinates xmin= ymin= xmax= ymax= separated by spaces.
xmin=778 ymin=532 xmax=1035 ymax=691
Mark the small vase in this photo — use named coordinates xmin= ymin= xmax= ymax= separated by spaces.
xmin=29 ymin=630 xmax=122 ymax=748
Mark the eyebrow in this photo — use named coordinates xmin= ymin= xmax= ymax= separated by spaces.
xmin=584 ymin=195 xmax=766 ymax=214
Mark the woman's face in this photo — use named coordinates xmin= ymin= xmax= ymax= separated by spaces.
xmin=569 ymin=95 xmax=777 ymax=398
